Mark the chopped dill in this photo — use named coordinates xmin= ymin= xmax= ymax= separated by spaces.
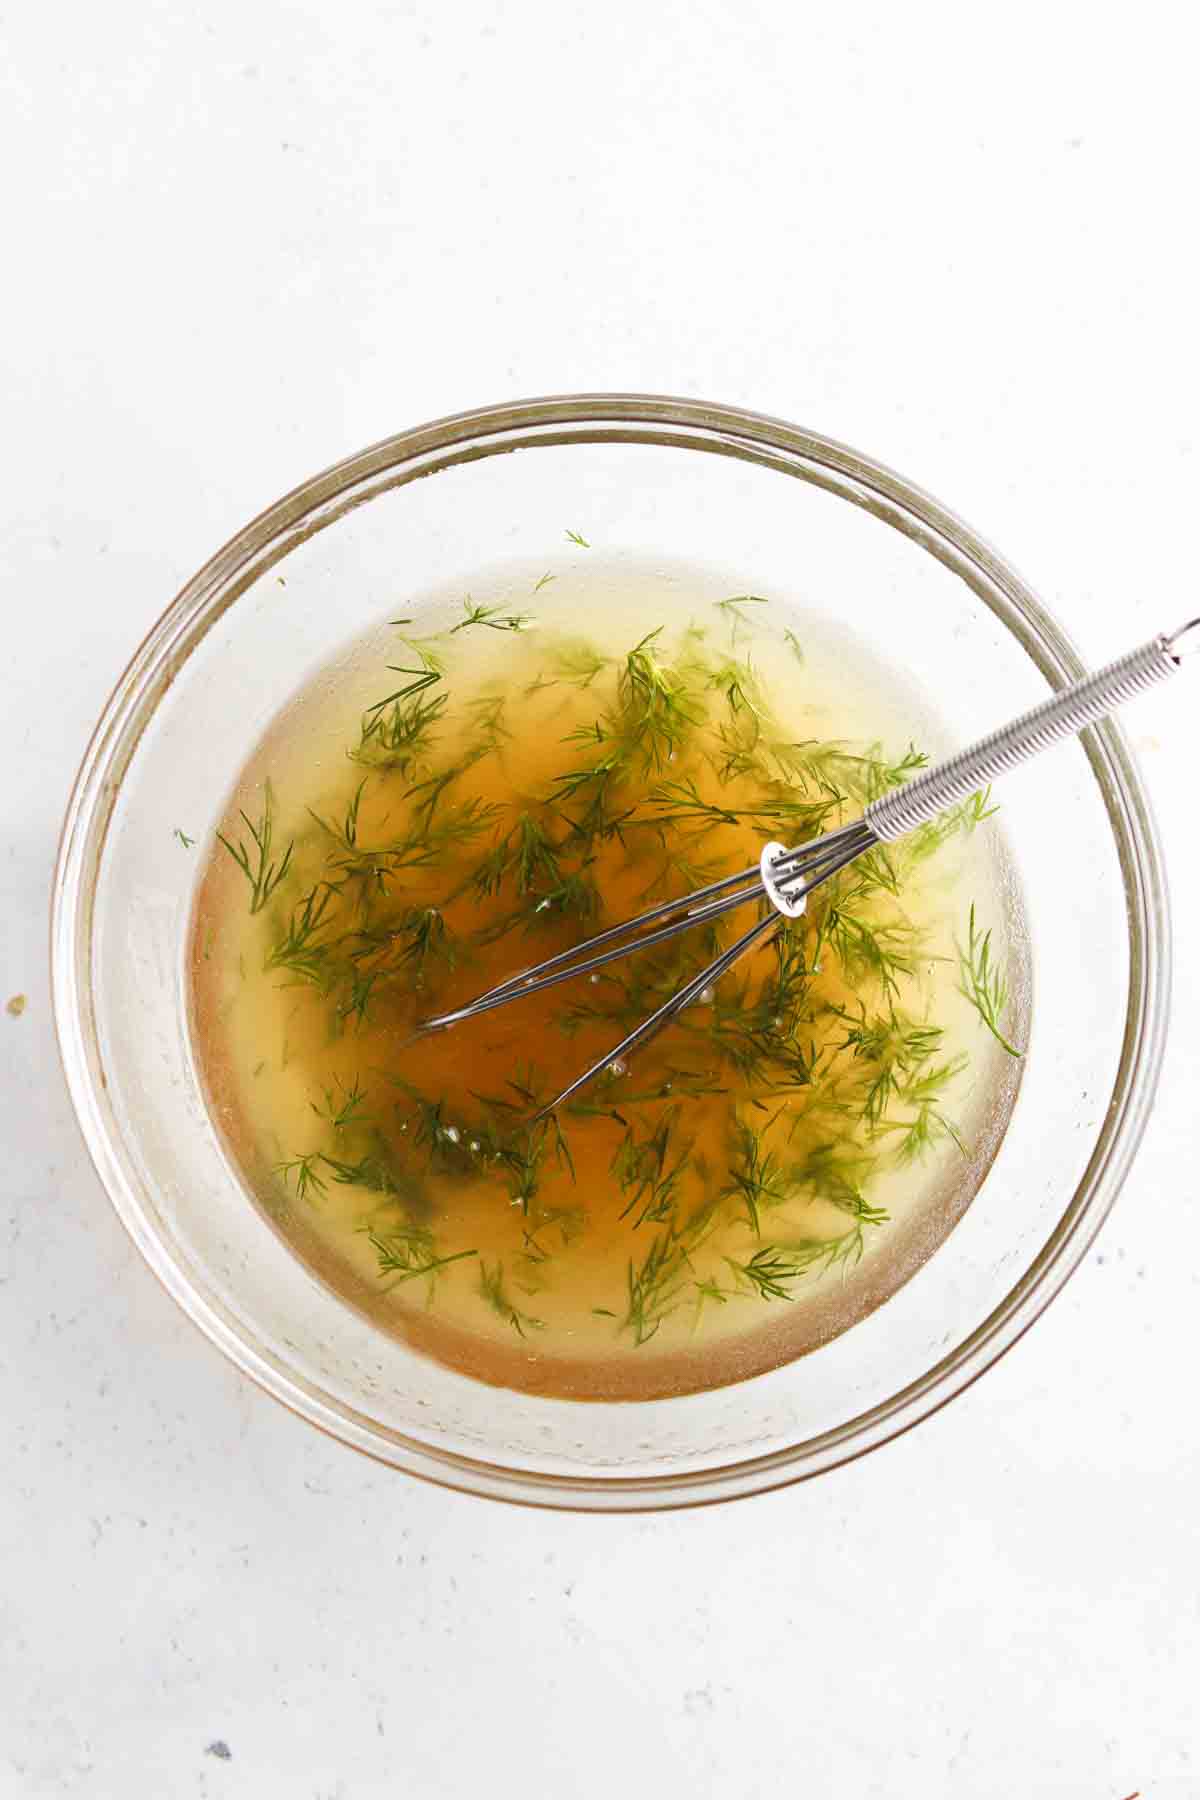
xmin=565 ymin=529 xmax=590 ymax=547
xmin=174 ymin=828 xmax=195 ymax=849
xmin=206 ymin=599 xmax=1007 ymax=1368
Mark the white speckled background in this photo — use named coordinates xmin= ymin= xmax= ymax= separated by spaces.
xmin=2 ymin=4 xmax=1197 ymax=1795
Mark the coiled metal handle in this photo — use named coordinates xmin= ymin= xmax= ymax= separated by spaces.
xmin=865 ymin=628 xmax=1189 ymax=843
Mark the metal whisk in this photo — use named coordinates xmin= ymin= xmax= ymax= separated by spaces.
xmin=423 ymin=618 xmax=1200 ymax=1115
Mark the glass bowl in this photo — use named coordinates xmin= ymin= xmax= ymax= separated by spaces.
xmin=51 ymin=396 xmax=1170 ymax=1509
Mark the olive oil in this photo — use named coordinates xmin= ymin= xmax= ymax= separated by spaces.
xmin=191 ymin=567 xmax=1024 ymax=1400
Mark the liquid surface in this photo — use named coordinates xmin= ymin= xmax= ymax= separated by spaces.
xmin=191 ymin=565 xmax=1024 ymax=1399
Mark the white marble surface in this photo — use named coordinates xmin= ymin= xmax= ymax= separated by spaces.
xmin=3 ymin=3 xmax=1198 ymax=1794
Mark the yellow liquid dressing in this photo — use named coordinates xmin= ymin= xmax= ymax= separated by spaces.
xmin=191 ymin=561 xmax=1025 ymax=1400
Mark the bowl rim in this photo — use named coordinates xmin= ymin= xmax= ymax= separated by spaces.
xmin=51 ymin=393 xmax=1172 ymax=1509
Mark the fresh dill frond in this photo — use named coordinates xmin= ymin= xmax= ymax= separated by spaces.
xmin=318 ymin=1143 xmax=404 ymax=1194
xmin=479 ymin=1260 xmax=545 ymax=1336
xmin=361 ymin=662 xmax=442 ymax=727
xmin=721 ymin=1120 xmax=791 ymax=1235
xmin=897 ymin=1056 xmax=968 ymax=1109
xmin=376 ymin=905 xmax=455 ymax=972
xmin=173 ymin=828 xmax=195 ymax=849
xmin=623 ymin=1231 xmax=690 ymax=1345
xmin=449 ymin=597 xmax=532 ymax=634
xmin=877 ymin=1103 xmax=964 ymax=1162
xmin=691 ymin=1276 xmax=731 ymax=1316
xmin=621 ymin=1196 xmax=721 ymax=1346
xmin=467 ymin=812 xmax=572 ymax=903
xmin=552 ymin=641 xmax=609 ymax=685
xmin=391 ymin=634 xmax=447 ymax=673
xmin=616 ymin=629 xmax=703 ymax=774
xmin=647 ymin=776 xmax=742 ymax=831
xmin=526 ymin=638 xmax=611 ymax=697
xmin=852 ymin=845 xmax=902 ymax=898
xmin=649 ymin=775 xmax=836 ymax=840
xmin=274 ymin=1152 xmax=328 ymax=1204
xmin=789 ymin=1142 xmax=887 ymax=1222
xmin=565 ymin=529 xmax=590 ymax=548
xmin=307 ymin=782 xmax=399 ymax=904
xmin=770 ymin=739 xmax=926 ymax=808
xmin=725 ymin=1230 xmax=868 ymax=1299
xmin=866 ymin=743 xmax=927 ymax=799
xmin=715 ymin=595 xmax=769 ymax=642
xmin=310 ymin=1074 xmax=371 ymax=1131
xmin=817 ymin=896 xmax=919 ymax=996
xmin=831 ymin=1000 xmax=943 ymax=1128
xmin=402 ymin=743 xmax=491 ymax=829
xmin=465 ymin=689 xmax=510 ymax=745
xmin=726 ymin=1245 xmax=810 ymax=1300
xmin=906 ymin=786 xmax=998 ymax=865
xmin=217 ymin=786 xmax=294 ymax=914
xmin=707 ymin=655 xmax=766 ymax=720
xmin=706 ymin=712 xmax=767 ymax=784
xmin=393 ymin=1088 xmax=477 ymax=1176
xmin=611 ymin=1110 xmax=691 ymax=1228
xmin=266 ymin=883 xmax=338 ymax=984
xmin=566 ymin=1066 xmax=728 ymax=1118
xmin=336 ymin=966 xmax=384 ymax=1027
xmin=834 ymin=1003 xmax=942 ymax=1070
xmin=958 ymin=903 xmax=1020 ymax=1056
xmin=354 ymin=685 xmax=447 ymax=770
xmin=365 ymin=1224 xmax=477 ymax=1288
xmin=766 ymin=738 xmax=857 ymax=802
xmin=389 ymin=795 xmax=505 ymax=870
xmin=520 ymin=1200 xmax=586 ymax=1263
xmin=496 ymin=1127 xmax=549 ymax=1215
xmin=867 ymin=1054 xmax=967 ymax=1160
xmin=960 ymin=785 xmax=998 ymax=829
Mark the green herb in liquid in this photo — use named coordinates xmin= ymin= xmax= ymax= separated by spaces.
xmin=192 ymin=580 xmax=1021 ymax=1399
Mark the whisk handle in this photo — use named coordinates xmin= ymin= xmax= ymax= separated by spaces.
xmin=864 ymin=626 xmax=1192 ymax=843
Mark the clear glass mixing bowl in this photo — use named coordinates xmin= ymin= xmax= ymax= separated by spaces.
xmin=51 ymin=396 xmax=1170 ymax=1509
